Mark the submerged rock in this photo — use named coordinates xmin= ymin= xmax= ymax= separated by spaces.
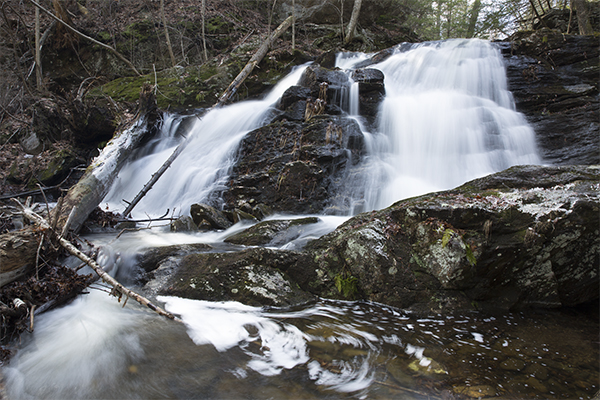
xmin=224 ymin=217 xmax=319 ymax=246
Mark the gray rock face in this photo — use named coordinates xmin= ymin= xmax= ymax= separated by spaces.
xmin=499 ymin=31 xmax=599 ymax=165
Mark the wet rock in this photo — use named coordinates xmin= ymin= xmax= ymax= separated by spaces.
xmin=223 ymin=116 xmax=365 ymax=215
xmin=137 ymin=243 xmax=213 ymax=273
xmin=190 ymin=203 xmax=232 ymax=230
xmin=297 ymin=65 xmax=350 ymax=113
xmin=226 ymin=209 xmax=258 ymax=224
xmin=407 ymin=357 xmax=447 ymax=375
xmin=453 ymin=385 xmax=497 ymax=398
xmin=170 ymin=216 xmax=199 ymax=232
xmin=351 ymin=68 xmax=385 ymax=123
xmin=277 ymin=86 xmax=312 ymax=118
xmin=159 ymin=248 xmax=316 ymax=307
xmin=500 ymin=31 xmax=599 ymax=165
xmin=224 ymin=217 xmax=319 ymax=246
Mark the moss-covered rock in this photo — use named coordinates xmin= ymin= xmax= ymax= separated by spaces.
xmin=160 ymin=248 xmax=316 ymax=307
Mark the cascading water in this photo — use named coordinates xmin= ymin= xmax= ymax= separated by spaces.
xmin=4 ymin=40 xmax=596 ymax=400
xmin=103 ymin=64 xmax=311 ymax=219
xmin=339 ymin=39 xmax=540 ymax=208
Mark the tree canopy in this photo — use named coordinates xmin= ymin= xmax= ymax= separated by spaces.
xmin=400 ymin=0 xmax=598 ymax=40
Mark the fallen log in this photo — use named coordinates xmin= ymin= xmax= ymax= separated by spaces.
xmin=51 ymin=83 xmax=160 ymax=234
xmin=215 ymin=15 xmax=293 ymax=107
xmin=122 ymin=16 xmax=294 ymax=216
xmin=16 ymin=199 xmax=181 ymax=323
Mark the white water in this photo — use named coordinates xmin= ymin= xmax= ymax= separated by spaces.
xmin=347 ymin=39 xmax=539 ymax=208
xmin=103 ymin=64 xmax=311 ymax=219
xmin=3 ymin=40 xmax=554 ymax=399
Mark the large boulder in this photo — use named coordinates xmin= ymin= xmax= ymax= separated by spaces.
xmin=222 ymin=116 xmax=365 ymax=215
xmin=148 ymin=165 xmax=599 ymax=311
xmin=305 ymin=165 xmax=599 ymax=311
xmin=159 ymin=248 xmax=316 ymax=307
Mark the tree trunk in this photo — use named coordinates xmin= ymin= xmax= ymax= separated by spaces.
xmin=201 ymin=0 xmax=208 ymax=61
xmin=34 ymin=6 xmax=42 ymax=89
xmin=51 ymin=84 xmax=159 ymax=234
xmin=215 ymin=15 xmax=293 ymax=107
xmin=572 ymin=0 xmax=593 ymax=34
xmin=160 ymin=0 xmax=176 ymax=67
xmin=0 ymin=226 xmax=43 ymax=287
xmin=466 ymin=0 xmax=482 ymax=38
xmin=344 ymin=0 xmax=362 ymax=44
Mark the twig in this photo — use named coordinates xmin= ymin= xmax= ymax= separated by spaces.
xmin=35 ymin=233 xmax=44 ymax=280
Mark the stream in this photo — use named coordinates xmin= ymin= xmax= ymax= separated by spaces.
xmin=3 ymin=39 xmax=598 ymax=399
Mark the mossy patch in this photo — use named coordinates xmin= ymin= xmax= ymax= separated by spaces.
xmin=87 ymin=62 xmax=227 ymax=110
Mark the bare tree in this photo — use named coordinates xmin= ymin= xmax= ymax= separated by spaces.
xmin=572 ymin=0 xmax=593 ymax=34
xmin=201 ymin=0 xmax=208 ymax=61
xmin=34 ymin=6 xmax=42 ymax=89
xmin=344 ymin=0 xmax=362 ymax=44
xmin=160 ymin=0 xmax=176 ymax=66
xmin=466 ymin=0 xmax=482 ymax=38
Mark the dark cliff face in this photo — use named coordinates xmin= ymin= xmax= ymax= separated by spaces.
xmin=499 ymin=31 xmax=599 ymax=166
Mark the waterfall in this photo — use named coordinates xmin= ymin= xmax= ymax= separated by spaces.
xmin=105 ymin=39 xmax=538 ymax=218
xmin=103 ymin=64 xmax=310 ymax=219
xmin=341 ymin=39 xmax=540 ymax=210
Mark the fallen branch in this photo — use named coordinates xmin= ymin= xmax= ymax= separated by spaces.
xmin=15 ymin=199 xmax=181 ymax=323
xmin=215 ymin=15 xmax=293 ymax=107
xmin=122 ymin=16 xmax=294 ymax=216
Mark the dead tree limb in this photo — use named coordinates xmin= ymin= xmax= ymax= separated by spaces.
xmin=28 ymin=0 xmax=142 ymax=76
xmin=16 ymin=199 xmax=181 ymax=323
xmin=215 ymin=15 xmax=293 ymax=107
xmin=51 ymin=84 xmax=159 ymax=234
xmin=122 ymin=17 xmax=294 ymax=216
